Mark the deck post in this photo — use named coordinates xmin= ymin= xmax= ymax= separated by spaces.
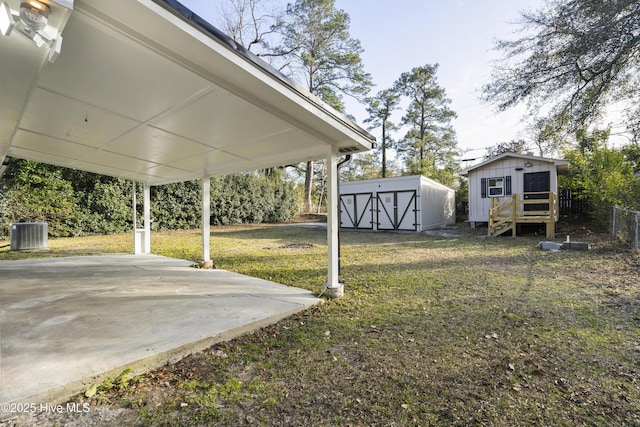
xmin=546 ymin=221 xmax=554 ymax=239
xmin=488 ymin=197 xmax=494 ymax=236
xmin=511 ymin=194 xmax=517 ymax=236
xmin=546 ymin=192 xmax=556 ymax=239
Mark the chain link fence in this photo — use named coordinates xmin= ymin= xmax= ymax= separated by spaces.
xmin=612 ymin=206 xmax=639 ymax=253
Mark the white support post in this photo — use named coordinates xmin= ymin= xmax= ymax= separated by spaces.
xmin=200 ymin=177 xmax=213 ymax=268
xmin=132 ymin=180 xmax=138 ymax=253
xmin=142 ymin=183 xmax=151 ymax=254
xmin=325 ymin=147 xmax=343 ymax=297
xmin=133 ymin=181 xmax=150 ymax=255
xmin=132 ymin=181 xmax=137 ymax=230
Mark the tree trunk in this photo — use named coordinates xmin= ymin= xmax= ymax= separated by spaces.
xmin=303 ymin=160 xmax=314 ymax=212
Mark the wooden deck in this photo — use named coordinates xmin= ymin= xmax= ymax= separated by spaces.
xmin=489 ymin=192 xmax=558 ymax=238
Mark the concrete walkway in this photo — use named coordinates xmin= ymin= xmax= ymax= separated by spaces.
xmin=0 ymin=255 xmax=321 ymax=406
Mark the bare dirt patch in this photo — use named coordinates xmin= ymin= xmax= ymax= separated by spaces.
xmin=279 ymin=243 xmax=314 ymax=249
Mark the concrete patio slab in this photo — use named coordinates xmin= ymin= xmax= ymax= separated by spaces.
xmin=0 ymin=254 xmax=321 ymax=408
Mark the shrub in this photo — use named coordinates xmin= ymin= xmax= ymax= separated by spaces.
xmin=151 ymin=181 xmax=202 ymax=230
xmin=210 ymin=171 xmax=299 ymax=225
xmin=1 ymin=161 xmax=300 ymax=236
xmin=0 ymin=182 xmax=9 ymax=239
xmin=561 ymin=129 xmax=640 ymax=226
xmin=79 ymin=179 xmax=133 ymax=234
xmin=2 ymin=160 xmax=77 ymax=237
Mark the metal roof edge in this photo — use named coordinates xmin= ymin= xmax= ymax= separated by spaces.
xmin=341 ymin=174 xmax=455 ymax=191
xmin=459 ymin=152 xmax=568 ymax=176
xmin=418 ymin=174 xmax=456 ymax=191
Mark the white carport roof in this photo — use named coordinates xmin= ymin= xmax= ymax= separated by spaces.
xmin=0 ymin=0 xmax=375 ymax=186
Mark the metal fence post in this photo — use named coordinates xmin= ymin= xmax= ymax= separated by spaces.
xmin=611 ymin=206 xmax=640 ymax=253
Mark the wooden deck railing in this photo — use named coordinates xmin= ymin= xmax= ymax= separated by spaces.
xmin=489 ymin=192 xmax=558 ymax=238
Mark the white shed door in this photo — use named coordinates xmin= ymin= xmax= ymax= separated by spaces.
xmin=376 ymin=190 xmax=418 ymax=231
xmin=340 ymin=193 xmax=374 ymax=229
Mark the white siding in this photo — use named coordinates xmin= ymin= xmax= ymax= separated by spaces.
xmin=467 ymin=158 xmax=559 ymax=223
xmin=420 ymin=176 xmax=456 ymax=228
xmin=340 ymin=175 xmax=455 ymax=232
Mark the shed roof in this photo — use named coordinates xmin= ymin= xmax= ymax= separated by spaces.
xmin=0 ymin=0 xmax=375 ymax=185
xmin=459 ymin=153 xmax=569 ymax=177
xmin=340 ymin=174 xmax=455 ymax=192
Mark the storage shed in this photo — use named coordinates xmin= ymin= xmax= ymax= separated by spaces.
xmin=459 ymin=153 xmax=569 ymax=237
xmin=339 ymin=175 xmax=456 ymax=232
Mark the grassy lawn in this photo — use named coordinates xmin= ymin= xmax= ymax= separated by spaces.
xmin=1 ymin=221 xmax=639 ymax=426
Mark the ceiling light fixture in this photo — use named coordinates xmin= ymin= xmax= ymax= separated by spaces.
xmin=3 ymin=0 xmax=72 ymax=63
xmin=19 ymin=1 xmax=49 ymax=31
xmin=0 ymin=2 xmax=15 ymax=36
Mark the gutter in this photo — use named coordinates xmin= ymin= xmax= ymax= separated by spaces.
xmin=335 ymin=155 xmax=352 ymax=282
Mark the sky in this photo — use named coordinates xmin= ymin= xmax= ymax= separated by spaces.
xmin=181 ymin=0 xmax=546 ymax=162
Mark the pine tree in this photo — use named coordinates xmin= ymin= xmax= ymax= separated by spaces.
xmin=277 ymin=0 xmax=372 ymax=212
xmin=394 ymin=64 xmax=458 ymax=185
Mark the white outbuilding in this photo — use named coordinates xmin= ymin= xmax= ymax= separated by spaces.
xmin=459 ymin=153 xmax=569 ymax=238
xmin=339 ymin=175 xmax=456 ymax=232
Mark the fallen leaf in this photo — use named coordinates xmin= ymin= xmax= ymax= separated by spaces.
xmin=401 ymin=403 xmax=410 ymax=409
xmin=213 ymin=350 xmax=228 ymax=359
xmin=84 ymin=383 xmax=97 ymax=398
xmin=513 ymin=386 xmax=522 ymax=392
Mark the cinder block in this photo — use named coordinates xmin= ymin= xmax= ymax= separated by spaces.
xmin=539 ymin=241 xmax=562 ymax=251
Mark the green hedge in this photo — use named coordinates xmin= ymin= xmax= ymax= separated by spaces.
xmin=0 ymin=160 xmax=76 ymax=237
xmin=0 ymin=160 xmax=300 ymax=239
xmin=151 ymin=181 xmax=202 ymax=231
xmin=209 ymin=171 xmax=299 ymax=226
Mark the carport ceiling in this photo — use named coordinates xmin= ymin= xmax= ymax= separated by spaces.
xmin=0 ymin=0 xmax=374 ymax=186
